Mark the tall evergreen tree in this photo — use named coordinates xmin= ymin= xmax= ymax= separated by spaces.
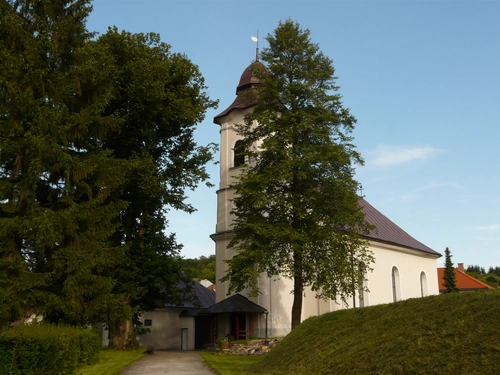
xmin=221 ymin=20 xmax=373 ymax=330
xmin=0 ymin=0 xmax=127 ymax=327
xmin=443 ymin=247 xmax=459 ymax=293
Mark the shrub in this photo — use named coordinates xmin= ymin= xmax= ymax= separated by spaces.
xmin=0 ymin=323 xmax=101 ymax=375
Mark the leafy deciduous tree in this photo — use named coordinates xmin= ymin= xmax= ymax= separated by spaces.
xmin=91 ymin=28 xmax=218 ymax=348
xmin=179 ymin=255 xmax=216 ymax=283
xmin=221 ymin=20 xmax=373 ymax=330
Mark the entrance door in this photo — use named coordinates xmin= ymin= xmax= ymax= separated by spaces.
xmin=181 ymin=328 xmax=188 ymax=350
xmin=231 ymin=313 xmax=247 ymax=340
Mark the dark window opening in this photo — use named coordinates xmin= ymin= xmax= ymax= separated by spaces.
xmin=234 ymin=140 xmax=245 ymax=167
xmin=144 ymin=319 xmax=152 ymax=326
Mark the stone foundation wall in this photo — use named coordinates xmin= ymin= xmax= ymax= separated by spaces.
xmin=220 ymin=338 xmax=282 ymax=356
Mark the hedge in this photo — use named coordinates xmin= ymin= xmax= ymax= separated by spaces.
xmin=0 ymin=323 xmax=101 ymax=375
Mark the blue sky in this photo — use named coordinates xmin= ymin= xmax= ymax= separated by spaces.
xmin=87 ymin=0 xmax=500 ymax=269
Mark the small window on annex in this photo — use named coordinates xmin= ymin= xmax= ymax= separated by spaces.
xmin=420 ymin=271 xmax=428 ymax=297
xmin=391 ymin=266 xmax=401 ymax=302
xmin=144 ymin=319 xmax=152 ymax=327
xmin=233 ymin=140 xmax=245 ymax=167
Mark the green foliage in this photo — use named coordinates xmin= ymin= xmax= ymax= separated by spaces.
xmin=467 ymin=270 xmax=500 ymax=289
xmin=488 ymin=266 xmax=500 ymax=276
xmin=179 ymin=255 xmax=216 ymax=283
xmin=0 ymin=323 xmax=100 ymax=375
xmin=244 ymin=291 xmax=500 ymax=375
xmin=467 ymin=264 xmax=486 ymax=274
xmin=222 ymin=20 xmax=373 ymax=328
xmin=0 ymin=0 xmax=126 ymax=328
xmin=89 ymin=29 xmax=218 ymax=342
xmin=484 ymin=274 xmax=500 ymax=287
xmin=443 ymin=247 xmax=459 ymax=293
xmin=0 ymin=2 xmax=217 ymax=334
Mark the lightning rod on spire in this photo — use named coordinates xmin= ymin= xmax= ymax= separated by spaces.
xmin=251 ymin=31 xmax=259 ymax=61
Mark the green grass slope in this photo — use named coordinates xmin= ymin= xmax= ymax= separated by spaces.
xmin=254 ymin=291 xmax=500 ymax=375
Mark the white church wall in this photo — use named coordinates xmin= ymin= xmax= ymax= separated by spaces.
xmin=240 ymin=242 xmax=440 ymax=338
xmin=253 ymin=274 xmax=294 ymax=337
xmin=365 ymin=243 xmax=440 ymax=306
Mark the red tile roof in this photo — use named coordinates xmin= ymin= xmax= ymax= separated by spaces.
xmin=360 ymin=198 xmax=440 ymax=256
xmin=437 ymin=268 xmax=495 ymax=292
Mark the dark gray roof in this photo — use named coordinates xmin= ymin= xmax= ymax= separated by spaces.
xmin=199 ymin=294 xmax=267 ymax=315
xmin=191 ymin=281 xmax=216 ymax=308
xmin=165 ymin=280 xmax=215 ymax=309
xmin=360 ymin=198 xmax=440 ymax=256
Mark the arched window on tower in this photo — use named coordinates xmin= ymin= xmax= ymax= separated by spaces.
xmin=391 ymin=266 xmax=401 ymax=302
xmin=233 ymin=140 xmax=245 ymax=167
xmin=420 ymin=271 xmax=428 ymax=297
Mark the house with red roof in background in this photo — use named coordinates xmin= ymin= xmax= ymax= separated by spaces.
xmin=437 ymin=263 xmax=495 ymax=293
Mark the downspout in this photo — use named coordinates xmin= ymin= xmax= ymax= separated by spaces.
xmin=265 ymin=311 xmax=268 ymax=338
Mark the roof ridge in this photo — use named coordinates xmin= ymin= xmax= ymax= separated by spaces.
xmin=455 ymin=268 xmax=495 ymax=289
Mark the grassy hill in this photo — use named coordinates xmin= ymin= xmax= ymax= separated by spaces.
xmin=251 ymin=291 xmax=500 ymax=375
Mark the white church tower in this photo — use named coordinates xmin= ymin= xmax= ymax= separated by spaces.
xmin=211 ymin=60 xmax=292 ymax=337
xmin=211 ymin=60 xmax=261 ymax=299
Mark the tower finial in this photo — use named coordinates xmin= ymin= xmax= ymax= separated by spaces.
xmin=251 ymin=31 xmax=259 ymax=61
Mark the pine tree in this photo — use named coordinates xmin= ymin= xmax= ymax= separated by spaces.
xmin=0 ymin=0 xmax=127 ymax=327
xmin=443 ymin=247 xmax=459 ymax=293
xmin=221 ymin=20 xmax=373 ymax=329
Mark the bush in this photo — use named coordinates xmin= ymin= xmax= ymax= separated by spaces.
xmin=0 ymin=323 xmax=101 ymax=375
xmin=77 ymin=328 xmax=101 ymax=366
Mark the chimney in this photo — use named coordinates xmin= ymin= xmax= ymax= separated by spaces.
xmin=457 ymin=263 xmax=464 ymax=272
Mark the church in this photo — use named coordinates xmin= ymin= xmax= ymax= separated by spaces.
xmin=210 ymin=59 xmax=441 ymax=339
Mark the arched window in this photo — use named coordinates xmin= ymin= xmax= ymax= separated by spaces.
xmin=358 ymin=279 xmax=366 ymax=308
xmin=233 ymin=140 xmax=245 ymax=167
xmin=420 ymin=271 xmax=428 ymax=297
xmin=391 ymin=266 xmax=401 ymax=302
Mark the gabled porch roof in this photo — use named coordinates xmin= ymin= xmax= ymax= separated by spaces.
xmin=199 ymin=293 xmax=267 ymax=315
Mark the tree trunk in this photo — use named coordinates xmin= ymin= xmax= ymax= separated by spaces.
xmin=291 ymin=252 xmax=303 ymax=330
xmin=291 ymin=276 xmax=303 ymax=330
xmin=108 ymin=319 xmax=138 ymax=349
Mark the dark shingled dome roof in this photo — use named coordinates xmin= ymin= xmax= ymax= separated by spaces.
xmin=214 ymin=61 xmax=265 ymax=124
xmin=360 ymin=198 xmax=439 ymax=256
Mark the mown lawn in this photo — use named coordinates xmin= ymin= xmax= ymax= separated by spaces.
xmin=253 ymin=291 xmax=500 ymax=375
xmin=201 ymin=352 xmax=265 ymax=375
xmin=205 ymin=291 xmax=500 ymax=375
xmin=76 ymin=349 xmax=146 ymax=375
